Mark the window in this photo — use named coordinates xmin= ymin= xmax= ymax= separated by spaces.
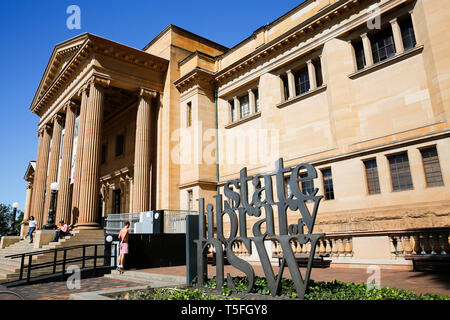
xmin=114 ymin=189 xmax=121 ymax=213
xmin=101 ymin=143 xmax=107 ymax=164
xmin=295 ymin=67 xmax=310 ymax=95
xmin=420 ymin=146 xmax=444 ymax=187
xmin=186 ymin=102 xmax=192 ymax=127
xmin=364 ymin=159 xmax=381 ymax=194
xmin=254 ymin=89 xmax=259 ymax=113
xmin=353 ymin=40 xmax=366 ymax=70
xmin=371 ymin=28 xmax=396 ymax=63
xmin=281 ymin=75 xmax=289 ymax=101
xmin=239 ymin=95 xmax=250 ymax=118
xmin=388 ymin=153 xmax=413 ymax=191
xmin=188 ymin=190 xmax=193 ymax=211
xmin=321 ymin=168 xmax=335 ymax=200
xmin=115 ymin=134 xmax=125 ymax=157
xmin=313 ymin=60 xmax=323 ymax=87
xmin=399 ymin=16 xmax=416 ymax=51
xmin=285 ymin=176 xmax=292 ymax=198
xmin=300 ymin=172 xmax=314 ymax=196
xmin=230 ymin=100 xmax=237 ymax=122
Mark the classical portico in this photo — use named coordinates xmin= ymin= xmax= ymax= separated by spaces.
xmin=29 ymin=33 xmax=168 ymax=230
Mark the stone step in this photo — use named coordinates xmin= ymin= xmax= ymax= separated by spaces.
xmin=105 ymin=270 xmax=186 ymax=287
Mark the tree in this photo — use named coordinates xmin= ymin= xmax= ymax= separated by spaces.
xmin=0 ymin=203 xmax=24 ymax=237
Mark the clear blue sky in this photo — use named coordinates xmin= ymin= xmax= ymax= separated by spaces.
xmin=0 ymin=0 xmax=303 ymax=211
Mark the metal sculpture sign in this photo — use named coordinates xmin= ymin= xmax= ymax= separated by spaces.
xmin=195 ymin=158 xmax=324 ymax=299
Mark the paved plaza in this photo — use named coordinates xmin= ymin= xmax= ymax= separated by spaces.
xmin=1 ymin=265 xmax=449 ymax=300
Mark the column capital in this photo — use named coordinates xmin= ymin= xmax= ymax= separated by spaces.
xmin=360 ymin=32 xmax=368 ymax=39
xmin=389 ymin=17 xmax=398 ymax=25
xmin=51 ymin=113 xmax=64 ymax=125
xmin=286 ymin=69 xmax=293 ymax=75
xmin=306 ymin=59 xmax=313 ymax=65
xmin=26 ymin=182 xmax=33 ymax=190
xmin=77 ymin=83 xmax=90 ymax=98
xmin=138 ymin=87 xmax=158 ymax=99
xmin=63 ymin=100 xmax=79 ymax=113
xmin=87 ymin=75 xmax=111 ymax=88
xmin=38 ymin=123 xmax=52 ymax=136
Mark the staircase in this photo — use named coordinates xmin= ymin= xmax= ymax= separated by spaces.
xmin=0 ymin=229 xmax=105 ymax=284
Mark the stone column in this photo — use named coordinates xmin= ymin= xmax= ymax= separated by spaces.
xmin=286 ymin=69 xmax=296 ymax=99
xmin=360 ymin=33 xmax=374 ymax=67
xmin=76 ymin=76 xmax=109 ymax=229
xmin=42 ymin=114 xmax=64 ymax=224
xmin=248 ymin=89 xmax=256 ymax=114
xmin=71 ymin=84 xmax=89 ymax=226
xmin=30 ymin=125 xmax=52 ymax=229
xmin=56 ymin=101 xmax=78 ymax=224
xmin=306 ymin=59 xmax=317 ymax=90
xmin=390 ymin=18 xmax=404 ymax=54
xmin=132 ymin=88 xmax=156 ymax=213
xmin=20 ymin=182 xmax=33 ymax=238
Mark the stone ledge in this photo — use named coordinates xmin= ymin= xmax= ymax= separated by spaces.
xmin=276 ymin=85 xmax=327 ymax=109
xmin=224 ymin=112 xmax=261 ymax=129
xmin=348 ymin=45 xmax=424 ymax=80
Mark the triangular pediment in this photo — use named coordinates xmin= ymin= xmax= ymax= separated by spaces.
xmin=24 ymin=161 xmax=36 ymax=181
xmin=31 ymin=33 xmax=90 ymax=112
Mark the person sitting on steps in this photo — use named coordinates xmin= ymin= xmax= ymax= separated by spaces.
xmin=52 ymin=220 xmax=71 ymax=242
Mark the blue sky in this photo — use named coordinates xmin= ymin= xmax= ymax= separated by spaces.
xmin=0 ymin=0 xmax=302 ymax=211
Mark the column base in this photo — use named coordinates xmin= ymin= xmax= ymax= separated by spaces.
xmin=34 ymin=230 xmax=55 ymax=249
xmin=0 ymin=236 xmax=21 ymax=249
xmin=74 ymin=222 xmax=102 ymax=230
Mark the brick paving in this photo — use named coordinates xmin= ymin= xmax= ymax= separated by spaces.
xmin=138 ymin=264 xmax=450 ymax=297
xmin=3 ymin=277 xmax=144 ymax=300
xmin=1 ymin=264 xmax=449 ymax=299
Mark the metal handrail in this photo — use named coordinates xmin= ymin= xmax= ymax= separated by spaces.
xmin=3 ymin=242 xmax=118 ymax=285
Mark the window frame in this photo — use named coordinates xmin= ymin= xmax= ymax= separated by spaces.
xmin=387 ymin=152 xmax=414 ymax=192
xmin=363 ymin=158 xmax=381 ymax=195
xmin=321 ymin=168 xmax=335 ymax=200
xmin=419 ymin=145 xmax=444 ymax=188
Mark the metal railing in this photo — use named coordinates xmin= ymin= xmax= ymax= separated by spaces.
xmin=4 ymin=243 xmax=118 ymax=285
xmin=104 ymin=210 xmax=196 ymax=235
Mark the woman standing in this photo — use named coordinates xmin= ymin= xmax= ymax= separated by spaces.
xmin=28 ymin=216 xmax=37 ymax=244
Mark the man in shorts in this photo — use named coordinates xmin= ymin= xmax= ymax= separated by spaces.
xmin=117 ymin=221 xmax=130 ymax=273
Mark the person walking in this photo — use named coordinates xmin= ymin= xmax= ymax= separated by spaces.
xmin=117 ymin=221 xmax=130 ymax=273
xmin=28 ymin=216 xmax=37 ymax=244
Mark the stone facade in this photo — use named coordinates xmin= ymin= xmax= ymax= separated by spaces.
xmin=23 ymin=0 xmax=449 ymax=265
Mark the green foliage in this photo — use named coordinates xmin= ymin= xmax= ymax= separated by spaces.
xmin=204 ymin=276 xmax=449 ymax=300
xmin=0 ymin=203 xmax=23 ymax=236
xmin=115 ymin=286 xmax=241 ymax=300
xmin=116 ymin=276 xmax=449 ymax=301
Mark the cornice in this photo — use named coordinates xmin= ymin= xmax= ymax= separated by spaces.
xmin=174 ymin=67 xmax=216 ymax=94
xmin=31 ymin=33 xmax=169 ymax=116
xmin=214 ymin=0 xmax=368 ymax=85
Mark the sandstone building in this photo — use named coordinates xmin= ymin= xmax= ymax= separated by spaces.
xmin=21 ymin=0 xmax=450 ymax=268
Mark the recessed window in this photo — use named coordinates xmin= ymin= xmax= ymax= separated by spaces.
xmin=229 ymin=100 xmax=237 ymax=122
xmin=285 ymin=176 xmax=292 ymax=198
xmin=295 ymin=67 xmax=310 ymax=95
xmin=254 ymin=89 xmax=259 ymax=113
xmin=239 ymin=95 xmax=250 ymax=118
xmin=313 ymin=60 xmax=323 ymax=87
xmin=187 ymin=190 xmax=193 ymax=211
xmin=186 ymin=102 xmax=192 ymax=127
xmin=281 ymin=75 xmax=289 ymax=101
xmin=321 ymin=168 xmax=335 ymax=200
xmin=115 ymin=134 xmax=125 ymax=157
xmin=388 ymin=153 xmax=413 ymax=191
xmin=371 ymin=27 xmax=396 ymax=64
xmin=363 ymin=159 xmax=381 ymax=195
xmin=420 ymin=146 xmax=444 ymax=187
xmin=399 ymin=16 xmax=416 ymax=51
xmin=353 ymin=40 xmax=366 ymax=70
xmin=300 ymin=172 xmax=314 ymax=197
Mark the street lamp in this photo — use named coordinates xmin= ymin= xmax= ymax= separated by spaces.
xmin=6 ymin=202 xmax=19 ymax=236
xmin=43 ymin=182 xmax=59 ymax=230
